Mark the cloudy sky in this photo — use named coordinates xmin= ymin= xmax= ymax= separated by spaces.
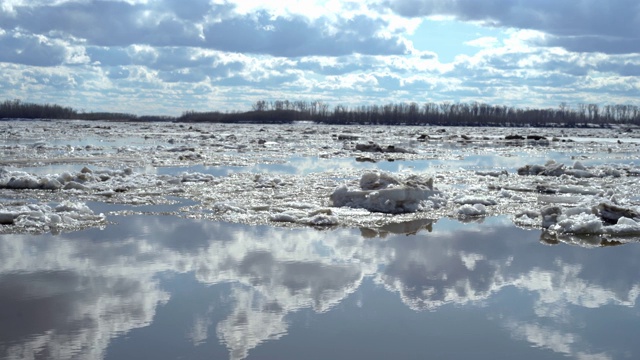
xmin=1 ymin=0 xmax=639 ymax=115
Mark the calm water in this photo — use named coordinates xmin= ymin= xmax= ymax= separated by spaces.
xmin=1 ymin=214 xmax=639 ymax=359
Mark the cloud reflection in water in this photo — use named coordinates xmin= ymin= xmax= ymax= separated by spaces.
xmin=0 ymin=215 xmax=638 ymax=359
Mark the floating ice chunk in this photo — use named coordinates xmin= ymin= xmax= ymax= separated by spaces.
xmin=627 ymin=168 xmax=640 ymax=176
xmin=330 ymin=172 xmax=442 ymax=214
xmin=336 ymin=133 xmax=360 ymax=141
xmin=566 ymin=161 xmax=596 ymax=177
xmin=355 ymin=142 xmax=416 ymax=154
xmin=0 ymin=201 xmax=105 ymax=233
xmin=541 ymin=206 xmax=562 ymax=228
xmin=563 ymin=169 xmax=596 ymax=178
xmin=5 ymin=174 xmax=39 ymax=189
xmin=359 ymin=171 xmax=401 ymax=190
xmin=538 ymin=195 xmax=583 ymax=205
xmin=96 ymin=190 xmax=116 ymax=197
xmin=181 ymin=172 xmax=215 ymax=183
xmin=254 ymin=174 xmax=284 ymax=188
xmin=518 ymin=161 xmax=564 ymax=176
xmin=270 ymin=212 xmax=300 ymax=223
xmin=58 ymin=172 xmax=74 ymax=183
xmin=518 ymin=160 xmax=621 ymax=179
xmin=453 ymin=195 xmax=497 ymax=206
xmin=269 ymin=208 xmax=307 ymax=222
xmin=166 ymin=146 xmax=196 ymax=152
xmin=513 ymin=210 xmax=541 ymax=227
xmin=269 ymin=208 xmax=337 ymax=226
xmin=54 ymin=201 xmax=94 ymax=215
xmin=542 ymin=161 xmax=565 ymax=176
xmin=605 ymin=217 xmax=640 ymax=236
xmin=539 ymin=200 xmax=640 ymax=239
xmin=300 ymin=214 xmax=339 ymax=226
xmin=573 ymin=161 xmax=586 ymax=170
xmin=213 ymin=202 xmax=247 ymax=214
xmin=563 ymin=206 xmax=592 ymax=217
xmin=63 ymin=181 xmax=90 ymax=191
xmin=1 ymin=166 xmax=143 ymax=192
xmin=288 ymin=202 xmax=317 ymax=209
xmin=476 ymin=170 xmax=508 ymax=177
xmin=549 ymin=212 xmax=603 ymax=234
xmin=40 ymin=177 xmax=63 ymax=190
xmin=593 ymin=202 xmax=640 ymax=224
xmin=32 ymin=141 xmax=47 ymax=149
xmin=2 ymin=173 xmax=64 ymax=190
xmin=543 ymin=205 xmax=594 ymax=230
xmin=603 ymin=168 xmax=623 ymax=177
xmin=457 ymin=203 xmax=487 ymax=216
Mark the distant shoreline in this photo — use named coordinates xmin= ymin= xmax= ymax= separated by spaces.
xmin=2 ymin=99 xmax=640 ymax=128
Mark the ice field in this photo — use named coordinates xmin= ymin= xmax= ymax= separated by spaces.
xmin=2 ymin=120 xmax=640 ymax=246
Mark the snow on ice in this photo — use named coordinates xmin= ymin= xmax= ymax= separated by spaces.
xmin=2 ymin=120 xmax=640 ymax=246
xmin=329 ymin=171 xmax=443 ymax=214
xmin=0 ymin=200 xmax=105 ymax=233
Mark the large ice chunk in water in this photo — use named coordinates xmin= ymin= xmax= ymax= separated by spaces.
xmin=0 ymin=201 xmax=106 ymax=233
xmin=329 ymin=172 xmax=444 ymax=214
xmin=540 ymin=201 xmax=640 ymax=237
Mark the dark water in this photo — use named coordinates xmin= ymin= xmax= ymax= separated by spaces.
xmin=1 ymin=215 xmax=639 ymax=360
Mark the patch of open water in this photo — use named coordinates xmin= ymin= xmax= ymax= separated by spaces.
xmin=1 ymin=215 xmax=639 ymax=359
xmin=11 ymin=149 xmax=637 ymax=179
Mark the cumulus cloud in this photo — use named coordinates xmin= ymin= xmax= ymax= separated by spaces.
xmin=0 ymin=31 xmax=69 ymax=66
xmin=385 ymin=0 xmax=640 ymax=54
xmin=0 ymin=0 xmax=207 ymax=47
xmin=1 ymin=0 xmax=639 ymax=112
xmin=0 ymin=1 xmax=408 ymax=57
xmin=202 ymin=11 xmax=408 ymax=57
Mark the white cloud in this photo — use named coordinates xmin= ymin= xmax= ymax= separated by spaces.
xmin=464 ymin=36 xmax=499 ymax=48
xmin=0 ymin=0 xmax=639 ymax=113
xmin=386 ymin=0 xmax=640 ymax=54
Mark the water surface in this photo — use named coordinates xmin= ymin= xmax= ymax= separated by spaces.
xmin=1 ymin=215 xmax=638 ymax=359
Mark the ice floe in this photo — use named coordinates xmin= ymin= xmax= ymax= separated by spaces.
xmin=0 ymin=200 xmax=105 ymax=233
xmin=457 ymin=203 xmax=487 ymax=217
xmin=518 ymin=159 xmax=623 ymax=178
xmin=511 ymin=199 xmax=640 ymax=246
xmin=329 ymin=171 xmax=444 ymax=214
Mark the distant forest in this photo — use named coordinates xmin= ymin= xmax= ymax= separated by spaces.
xmin=3 ymin=98 xmax=640 ymax=127
xmin=0 ymin=99 xmax=172 ymax=122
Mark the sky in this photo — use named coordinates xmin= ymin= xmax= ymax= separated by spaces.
xmin=1 ymin=0 xmax=639 ymax=116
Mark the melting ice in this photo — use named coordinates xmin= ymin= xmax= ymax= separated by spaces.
xmin=2 ymin=120 xmax=640 ymax=246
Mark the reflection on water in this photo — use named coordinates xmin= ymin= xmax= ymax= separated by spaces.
xmin=6 ymin=149 xmax=637 ymax=179
xmin=360 ymin=218 xmax=434 ymax=238
xmin=151 ymin=152 xmax=637 ymax=178
xmin=1 ymin=215 xmax=639 ymax=359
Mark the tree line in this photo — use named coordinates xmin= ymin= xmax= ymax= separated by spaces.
xmin=241 ymin=100 xmax=640 ymax=127
xmin=0 ymin=99 xmax=171 ymax=122
xmin=3 ymin=98 xmax=640 ymax=127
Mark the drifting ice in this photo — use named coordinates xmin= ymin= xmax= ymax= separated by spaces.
xmin=329 ymin=172 xmax=444 ymax=214
xmin=541 ymin=201 xmax=640 ymax=236
xmin=0 ymin=201 xmax=105 ymax=232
